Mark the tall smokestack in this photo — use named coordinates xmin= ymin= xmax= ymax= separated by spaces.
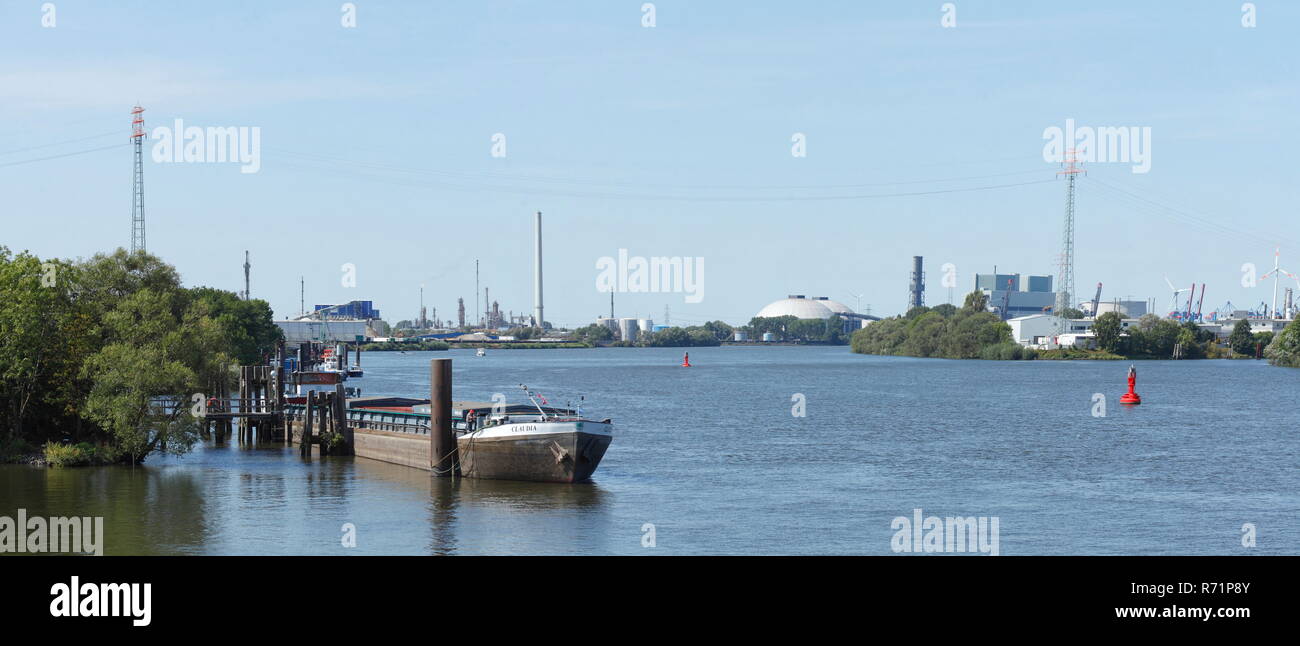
xmin=908 ymin=256 xmax=925 ymax=311
xmin=534 ymin=211 xmax=544 ymax=328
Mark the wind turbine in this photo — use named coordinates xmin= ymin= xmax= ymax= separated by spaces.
xmin=1259 ymin=247 xmax=1296 ymax=319
xmin=1163 ymin=277 xmax=1191 ymax=319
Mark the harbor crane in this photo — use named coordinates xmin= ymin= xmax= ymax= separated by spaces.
xmin=1090 ymin=282 xmax=1102 ymax=318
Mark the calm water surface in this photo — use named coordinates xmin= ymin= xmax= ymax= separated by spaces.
xmin=3 ymin=346 xmax=1297 ymax=555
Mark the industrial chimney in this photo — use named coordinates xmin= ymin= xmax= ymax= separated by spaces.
xmin=533 ymin=211 xmax=544 ymax=328
xmin=908 ymin=256 xmax=925 ymax=311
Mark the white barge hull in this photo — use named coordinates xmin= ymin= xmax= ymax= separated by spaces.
xmin=457 ymin=421 xmax=613 ymax=483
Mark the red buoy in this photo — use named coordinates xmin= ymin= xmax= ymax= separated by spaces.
xmin=1120 ymin=365 xmax=1141 ymax=405
xmin=681 ymin=352 xmax=691 ymax=368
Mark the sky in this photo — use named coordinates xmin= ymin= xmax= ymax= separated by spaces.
xmin=2 ymin=1 xmax=1298 ymax=327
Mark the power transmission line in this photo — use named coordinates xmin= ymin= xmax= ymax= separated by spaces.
xmin=0 ymin=130 xmax=123 ymax=157
xmin=0 ymin=142 xmax=127 ymax=169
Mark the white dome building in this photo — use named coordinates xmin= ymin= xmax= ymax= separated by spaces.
xmin=815 ymin=298 xmax=855 ymax=316
xmin=755 ymin=295 xmax=840 ymax=320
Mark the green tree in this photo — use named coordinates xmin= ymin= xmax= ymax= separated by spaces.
xmin=1228 ymin=319 xmax=1255 ymax=356
xmin=1175 ymin=328 xmax=1204 ymax=359
xmin=573 ymin=324 xmax=613 ymax=344
xmin=1058 ymin=307 xmax=1085 ymax=319
xmin=646 ymin=327 xmax=689 ymax=347
xmin=930 ymin=303 xmax=958 ymax=318
xmin=1093 ymin=311 xmax=1123 ymax=353
xmin=187 ymin=287 xmax=282 ymax=364
xmin=1265 ymin=318 xmax=1300 ymax=368
xmin=961 ymin=291 xmax=988 ymax=313
xmin=901 ymin=312 xmax=946 ymax=357
xmin=1 ymin=247 xmax=283 ymax=462
xmin=80 ymin=286 xmax=234 ymax=461
xmin=702 ymin=320 xmax=734 ymax=342
xmin=0 ymin=249 xmax=88 ymax=443
xmin=1253 ymin=331 xmax=1274 ymax=356
xmin=747 ymin=316 xmax=797 ymax=341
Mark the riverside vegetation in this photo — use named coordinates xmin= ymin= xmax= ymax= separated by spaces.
xmin=0 ymin=247 xmax=282 ymax=466
xmin=850 ymin=292 xmax=1031 ymax=360
xmin=851 ymin=290 xmax=1300 ymax=363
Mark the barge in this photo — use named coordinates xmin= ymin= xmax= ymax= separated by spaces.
xmin=289 ymin=387 xmax=614 ymax=483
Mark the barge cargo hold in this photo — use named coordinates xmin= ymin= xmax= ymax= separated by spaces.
xmin=286 ymin=397 xmax=614 ymax=483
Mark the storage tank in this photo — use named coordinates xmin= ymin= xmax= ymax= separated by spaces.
xmin=761 ymin=332 xmax=776 ymax=342
xmin=637 ymin=319 xmax=655 ymax=334
xmin=733 ymin=330 xmax=749 ymax=342
xmin=618 ymin=318 xmax=639 ymax=342
xmin=1094 ymin=302 xmax=1128 ymax=317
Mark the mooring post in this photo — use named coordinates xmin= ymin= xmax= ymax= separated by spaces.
xmin=430 ymin=358 xmax=458 ymax=477
xmin=335 ymin=382 xmax=352 ymax=455
xmin=318 ymin=393 xmax=329 ymax=456
xmin=302 ymin=391 xmax=314 ymax=458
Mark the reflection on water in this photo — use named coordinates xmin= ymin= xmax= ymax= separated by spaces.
xmin=0 ymin=440 xmax=613 ymax=556
xmin=3 ymin=346 xmax=1299 ymax=554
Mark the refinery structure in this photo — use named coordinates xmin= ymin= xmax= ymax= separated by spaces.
xmin=110 ymin=97 xmax=1286 ymax=349
xmin=275 ymin=211 xmax=555 ymax=344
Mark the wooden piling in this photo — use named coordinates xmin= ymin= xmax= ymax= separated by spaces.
xmin=429 ymin=358 xmax=457 ymax=477
xmin=335 ymin=382 xmax=352 ymax=454
xmin=302 ymin=391 xmax=314 ymax=457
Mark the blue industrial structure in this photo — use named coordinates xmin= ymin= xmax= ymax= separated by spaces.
xmin=313 ymin=300 xmax=381 ymax=320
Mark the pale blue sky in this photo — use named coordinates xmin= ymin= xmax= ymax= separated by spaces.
xmin=2 ymin=1 xmax=1298 ymax=326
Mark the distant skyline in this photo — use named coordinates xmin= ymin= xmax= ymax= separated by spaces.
xmin=3 ymin=2 xmax=1299 ymax=327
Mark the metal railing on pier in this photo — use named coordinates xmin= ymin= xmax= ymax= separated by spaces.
xmin=286 ymin=405 xmax=431 ymax=435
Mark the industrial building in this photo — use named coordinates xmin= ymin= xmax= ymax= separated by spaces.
xmin=276 ymin=319 xmax=374 ymax=344
xmin=755 ymin=295 xmax=848 ymax=320
xmin=754 ymin=295 xmax=879 ymax=333
xmin=310 ymin=300 xmax=381 ymax=320
xmin=976 ymin=273 xmax=1056 ymax=319
xmin=1007 ymin=314 xmax=1151 ymax=349
xmin=591 ymin=317 xmax=654 ymax=342
xmin=1080 ymin=299 xmax=1149 ymax=318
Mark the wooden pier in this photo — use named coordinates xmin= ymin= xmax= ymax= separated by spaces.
xmin=202 ymin=341 xmax=291 ymax=444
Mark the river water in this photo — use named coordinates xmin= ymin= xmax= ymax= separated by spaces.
xmin=3 ymin=346 xmax=1296 ymax=555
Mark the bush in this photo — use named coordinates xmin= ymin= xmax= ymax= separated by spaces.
xmin=1036 ymin=348 xmax=1125 ymax=360
xmin=321 ymin=432 xmax=347 ymax=451
xmin=1265 ymin=318 xmax=1300 ymax=368
xmin=41 ymin=440 xmax=127 ymax=467
xmin=978 ymin=342 xmax=1036 ymax=360
xmin=43 ymin=442 xmax=91 ymax=467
